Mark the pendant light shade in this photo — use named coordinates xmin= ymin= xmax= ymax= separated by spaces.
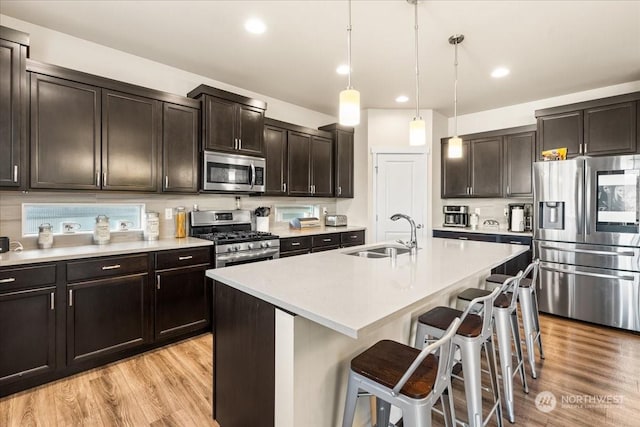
xmin=339 ymin=0 xmax=360 ymax=126
xmin=448 ymin=34 xmax=464 ymax=158
xmin=408 ymin=0 xmax=425 ymax=146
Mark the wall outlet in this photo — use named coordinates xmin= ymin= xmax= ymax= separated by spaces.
xmin=322 ymin=206 xmax=328 ymax=215
xmin=165 ymin=208 xmax=173 ymax=220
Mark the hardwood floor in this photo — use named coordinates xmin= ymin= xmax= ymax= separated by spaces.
xmin=1 ymin=314 xmax=638 ymax=427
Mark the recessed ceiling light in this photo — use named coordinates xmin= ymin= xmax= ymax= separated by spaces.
xmin=245 ymin=18 xmax=266 ymax=34
xmin=395 ymin=95 xmax=409 ymax=103
xmin=491 ymin=67 xmax=510 ymax=78
xmin=336 ymin=64 xmax=350 ymax=75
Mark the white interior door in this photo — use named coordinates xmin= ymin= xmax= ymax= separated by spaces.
xmin=374 ymin=152 xmax=426 ymax=243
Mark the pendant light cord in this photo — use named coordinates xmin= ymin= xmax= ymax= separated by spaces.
xmin=453 ymin=38 xmax=458 ymax=136
xmin=413 ymin=1 xmax=420 ymax=119
xmin=347 ymin=0 xmax=353 ymax=89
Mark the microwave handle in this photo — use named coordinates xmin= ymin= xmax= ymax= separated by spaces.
xmin=250 ymin=162 xmax=255 ymax=188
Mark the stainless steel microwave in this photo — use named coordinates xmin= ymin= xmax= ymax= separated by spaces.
xmin=202 ymin=151 xmax=265 ymax=193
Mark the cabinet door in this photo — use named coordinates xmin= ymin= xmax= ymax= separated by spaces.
xmin=287 ymin=131 xmax=311 ymax=196
xmin=335 ymin=130 xmax=354 ymax=198
xmin=102 ymin=90 xmax=160 ymax=191
xmin=0 ymin=286 xmax=56 ymax=386
xmin=441 ymin=139 xmax=470 ymax=198
xmin=0 ymin=39 xmax=25 ymax=188
xmin=203 ymin=95 xmax=236 ymax=152
xmin=163 ymin=103 xmax=199 ymax=193
xmin=264 ymin=125 xmax=288 ymax=195
xmin=67 ymin=273 xmax=149 ymax=365
xmin=537 ymin=111 xmax=583 ymax=159
xmin=30 ymin=74 xmax=101 ymax=189
xmin=155 ymin=265 xmax=209 ymax=340
xmin=584 ymin=102 xmax=637 ymax=155
xmin=504 ymin=131 xmax=535 ymax=197
xmin=470 ymin=136 xmax=503 ymax=197
xmin=311 ymin=135 xmax=333 ymax=196
xmin=237 ymin=105 xmax=264 ymax=155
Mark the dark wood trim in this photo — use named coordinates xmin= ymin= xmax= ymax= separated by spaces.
xmin=265 ymin=117 xmax=333 ymax=138
xmin=535 ymin=91 xmax=640 ymax=118
xmin=188 ymin=84 xmax=267 ymax=110
xmin=0 ymin=26 xmax=30 ymax=47
xmin=319 ymin=123 xmax=355 ymax=134
xmin=442 ymin=124 xmax=537 ymax=142
xmin=26 ymin=59 xmax=200 ymax=109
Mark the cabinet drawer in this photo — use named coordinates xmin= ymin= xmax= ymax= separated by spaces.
xmin=67 ymin=254 xmax=148 ymax=282
xmin=280 ymin=236 xmax=312 ymax=253
xmin=0 ymin=264 xmax=57 ymax=291
xmin=311 ymin=245 xmax=340 ymax=253
xmin=155 ymin=247 xmax=211 ymax=270
xmin=433 ymin=230 xmax=498 ymax=242
xmin=341 ymin=230 xmax=364 ymax=246
xmin=312 ymin=233 xmax=341 ymax=248
xmin=497 ymin=235 xmax=532 ymax=247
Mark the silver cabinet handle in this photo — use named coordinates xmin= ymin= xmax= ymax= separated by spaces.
xmin=178 ymin=255 xmax=193 ymax=260
xmin=165 ymin=176 xmax=169 ymax=188
xmin=291 ymin=242 xmax=301 ymax=246
xmin=13 ymin=165 xmax=18 ymax=182
xmin=102 ymin=264 xmax=121 ymax=270
xmin=338 ymin=186 xmax=342 ymax=196
xmin=322 ymin=238 xmax=332 ymax=242
xmin=506 ymin=185 xmax=510 ymax=195
xmin=96 ymin=172 xmax=101 ymax=187
xmin=103 ymin=172 xmax=107 ymax=187
xmin=239 ymin=138 xmax=242 ymax=150
xmin=509 ymin=241 xmax=523 ymax=245
xmin=0 ymin=277 xmax=16 ymax=283
xmin=157 ymin=274 xmax=161 ymax=290
xmin=50 ymin=292 xmax=55 ymax=310
xmin=282 ymin=183 xmax=287 ymax=192
xmin=458 ymin=237 xmax=469 ymax=240
xmin=350 ymin=235 xmax=358 ymax=239
xmin=584 ymin=143 xmax=588 ymax=153
xmin=68 ymin=289 xmax=73 ymax=307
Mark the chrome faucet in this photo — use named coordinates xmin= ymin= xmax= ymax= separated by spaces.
xmin=390 ymin=213 xmax=421 ymax=254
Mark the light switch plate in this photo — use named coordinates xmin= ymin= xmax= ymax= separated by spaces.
xmin=165 ymin=208 xmax=173 ymax=220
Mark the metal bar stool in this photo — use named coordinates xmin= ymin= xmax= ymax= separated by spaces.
xmin=342 ymin=318 xmax=462 ymax=427
xmin=485 ymin=259 xmax=545 ymax=379
xmin=415 ymin=285 xmax=506 ymax=427
xmin=456 ymin=272 xmax=528 ymax=423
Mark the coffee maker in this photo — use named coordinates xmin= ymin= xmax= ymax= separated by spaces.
xmin=443 ymin=205 xmax=469 ymax=227
xmin=508 ymin=203 xmax=533 ymax=232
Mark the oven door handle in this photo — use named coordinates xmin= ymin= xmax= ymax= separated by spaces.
xmin=217 ymin=248 xmax=279 ymax=262
xmin=250 ymin=162 xmax=256 ymax=189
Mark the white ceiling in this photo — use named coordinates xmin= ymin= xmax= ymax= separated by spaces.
xmin=2 ymin=1 xmax=639 ymax=117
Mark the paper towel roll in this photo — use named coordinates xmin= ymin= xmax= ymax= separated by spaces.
xmin=510 ymin=208 xmax=525 ymax=232
xmin=256 ymin=217 xmax=269 ymax=232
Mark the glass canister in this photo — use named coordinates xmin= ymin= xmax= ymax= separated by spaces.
xmin=175 ymin=207 xmax=187 ymax=238
xmin=37 ymin=223 xmax=54 ymax=249
xmin=144 ymin=211 xmax=160 ymax=241
xmin=93 ymin=215 xmax=111 ymax=245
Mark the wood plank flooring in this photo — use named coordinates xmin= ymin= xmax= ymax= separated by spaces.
xmin=1 ymin=314 xmax=639 ymax=426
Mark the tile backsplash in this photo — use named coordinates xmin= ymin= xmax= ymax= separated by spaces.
xmin=435 ymin=197 xmax=533 ymax=230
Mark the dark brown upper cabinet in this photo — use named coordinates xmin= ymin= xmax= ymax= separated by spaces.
xmin=310 ymin=135 xmax=334 ymax=197
xmin=162 ymin=103 xmax=199 ymax=193
xmin=27 ymin=60 xmax=200 ymax=192
xmin=264 ymin=122 xmax=288 ymax=196
xmin=441 ymin=125 xmax=535 ymax=199
xmin=535 ymin=92 xmax=639 ymax=159
xmin=319 ymin=123 xmax=355 ymax=198
xmin=0 ymin=27 xmax=29 ymax=189
xmin=188 ymin=85 xmax=266 ymax=157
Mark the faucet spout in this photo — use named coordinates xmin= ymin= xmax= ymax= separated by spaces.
xmin=390 ymin=213 xmax=419 ymax=254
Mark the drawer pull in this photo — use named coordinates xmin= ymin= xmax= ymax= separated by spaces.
xmin=178 ymin=255 xmax=193 ymax=261
xmin=322 ymin=238 xmax=332 ymax=242
xmin=350 ymin=235 xmax=358 ymax=239
xmin=458 ymin=237 xmax=468 ymax=240
xmin=101 ymin=264 xmax=121 ymax=270
xmin=291 ymin=242 xmax=301 ymax=246
xmin=509 ymin=241 xmax=523 ymax=245
xmin=0 ymin=277 xmax=16 ymax=283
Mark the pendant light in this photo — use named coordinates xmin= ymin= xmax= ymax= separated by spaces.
xmin=339 ymin=0 xmax=360 ymax=126
xmin=448 ymin=34 xmax=464 ymax=158
xmin=408 ymin=0 xmax=425 ymax=146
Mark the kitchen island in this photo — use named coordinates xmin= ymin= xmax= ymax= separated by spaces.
xmin=206 ymin=237 xmax=528 ymax=427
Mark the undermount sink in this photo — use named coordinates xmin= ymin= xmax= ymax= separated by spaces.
xmin=345 ymin=245 xmax=412 ymax=258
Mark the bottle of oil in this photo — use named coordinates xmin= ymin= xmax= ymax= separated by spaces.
xmin=175 ymin=207 xmax=187 ymax=238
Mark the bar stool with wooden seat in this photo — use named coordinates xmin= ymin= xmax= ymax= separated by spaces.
xmin=342 ymin=318 xmax=462 ymax=427
xmin=456 ymin=272 xmax=527 ymax=423
xmin=414 ymin=285 xmax=506 ymax=427
xmin=484 ymin=259 xmax=544 ymax=378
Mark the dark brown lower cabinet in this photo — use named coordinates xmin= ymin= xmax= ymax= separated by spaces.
xmin=66 ymin=273 xmax=149 ymax=365
xmin=0 ymin=285 xmax=56 ymax=387
xmin=280 ymin=230 xmax=366 ymax=257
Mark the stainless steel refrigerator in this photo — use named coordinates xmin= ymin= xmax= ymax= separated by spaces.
xmin=533 ymin=154 xmax=640 ymax=332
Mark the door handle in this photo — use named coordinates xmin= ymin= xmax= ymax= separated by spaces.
xmin=250 ymin=162 xmax=256 ymax=188
xmin=539 ymin=245 xmax=635 ymax=257
xmin=68 ymin=289 xmax=73 ymax=307
xmin=239 ymin=138 xmax=242 ymax=150
xmin=96 ymin=172 xmax=101 ymax=187
xmin=103 ymin=172 xmax=107 ymax=187
xmin=542 ymin=265 xmax=635 ymax=282
xmin=337 ymin=186 xmax=342 ymax=196
xmin=157 ymin=274 xmax=161 ymax=290
xmin=13 ymin=165 xmax=18 ymax=183
xmin=165 ymin=176 xmax=169 ymax=189
xmin=50 ymin=292 xmax=55 ymax=310
xmin=282 ymin=183 xmax=287 ymax=192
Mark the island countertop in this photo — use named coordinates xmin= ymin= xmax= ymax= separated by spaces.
xmin=207 ymin=237 xmax=527 ymax=338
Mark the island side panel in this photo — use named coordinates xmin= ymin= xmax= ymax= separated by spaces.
xmin=214 ymin=282 xmax=275 ymax=427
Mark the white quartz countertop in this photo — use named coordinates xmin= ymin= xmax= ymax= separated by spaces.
xmin=270 ymin=224 xmax=367 ymax=239
xmin=0 ymin=237 xmax=212 ymax=267
xmin=207 ymin=237 xmax=527 ymax=338
xmin=432 ymin=226 xmax=533 ymax=237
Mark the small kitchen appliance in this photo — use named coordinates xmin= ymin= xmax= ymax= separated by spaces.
xmin=443 ymin=205 xmax=469 ymax=227
xmin=325 ymin=214 xmax=347 ymax=227
xmin=190 ymin=209 xmax=279 ymax=268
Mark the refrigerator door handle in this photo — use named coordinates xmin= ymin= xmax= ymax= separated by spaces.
xmin=542 ymin=265 xmax=635 ymax=282
xmin=584 ymin=163 xmax=591 ymax=236
xmin=539 ymin=245 xmax=636 ymax=257
xmin=576 ymin=162 xmax=585 ymax=237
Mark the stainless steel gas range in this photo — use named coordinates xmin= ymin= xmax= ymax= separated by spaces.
xmin=190 ymin=209 xmax=279 ymax=268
